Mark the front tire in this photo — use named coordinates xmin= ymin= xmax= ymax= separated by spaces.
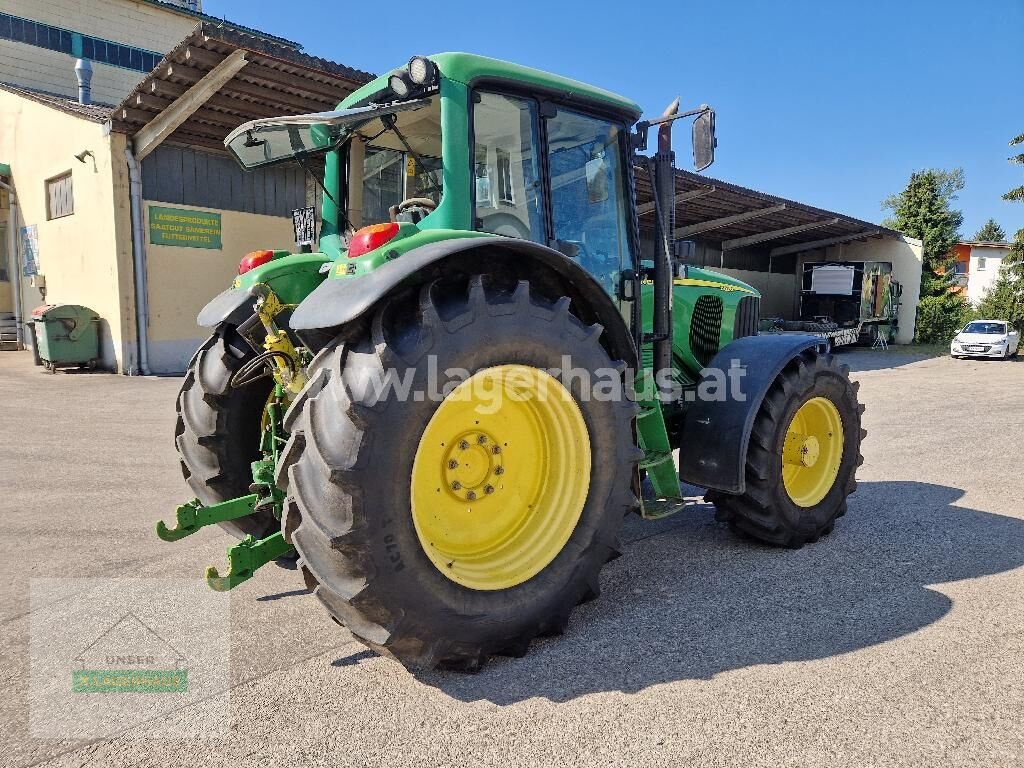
xmin=277 ymin=276 xmax=639 ymax=669
xmin=708 ymin=350 xmax=864 ymax=547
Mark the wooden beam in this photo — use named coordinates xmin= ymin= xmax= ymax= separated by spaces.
xmin=769 ymin=230 xmax=880 ymax=257
xmin=151 ymin=79 xmax=279 ymax=120
xmin=135 ymin=91 xmax=170 ymax=111
xmin=674 ymin=204 xmax=787 ymax=239
xmin=118 ymin=106 xmax=155 ymax=124
xmin=133 ymin=49 xmax=249 ymax=161
xmin=722 ymin=218 xmax=839 ymax=251
xmin=167 ymin=63 xmax=326 ymax=112
xmin=636 ymin=186 xmax=717 ymax=216
xmin=186 ymin=46 xmax=349 ymax=102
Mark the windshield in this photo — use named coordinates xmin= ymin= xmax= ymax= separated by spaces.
xmin=962 ymin=321 xmax=1006 ymax=335
xmin=224 ymin=99 xmax=431 ymax=170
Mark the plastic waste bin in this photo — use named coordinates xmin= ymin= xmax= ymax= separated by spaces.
xmin=30 ymin=304 xmax=100 ymax=371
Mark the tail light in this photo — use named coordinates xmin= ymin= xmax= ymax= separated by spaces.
xmin=238 ymin=250 xmax=275 ymax=274
xmin=347 ymin=223 xmax=399 ymax=258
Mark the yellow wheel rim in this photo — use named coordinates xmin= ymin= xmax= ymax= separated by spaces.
xmin=781 ymin=396 xmax=844 ymax=508
xmin=410 ymin=365 xmax=591 ymax=591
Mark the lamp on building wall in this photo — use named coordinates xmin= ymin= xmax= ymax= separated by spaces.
xmin=74 ymin=150 xmax=97 ymax=172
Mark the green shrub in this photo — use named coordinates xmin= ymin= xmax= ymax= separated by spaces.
xmin=914 ymin=294 xmax=972 ymax=343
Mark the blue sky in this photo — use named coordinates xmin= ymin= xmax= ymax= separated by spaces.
xmin=213 ymin=0 xmax=1024 ymax=239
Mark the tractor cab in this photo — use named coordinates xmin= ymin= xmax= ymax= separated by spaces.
xmin=227 ymin=55 xmax=708 ymax=302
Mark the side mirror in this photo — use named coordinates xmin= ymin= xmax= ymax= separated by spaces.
xmin=692 ymin=109 xmax=716 ymax=171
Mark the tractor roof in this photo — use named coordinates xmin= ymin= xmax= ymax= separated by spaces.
xmin=341 ymin=52 xmax=642 ymax=121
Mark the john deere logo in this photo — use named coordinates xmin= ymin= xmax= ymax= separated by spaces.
xmin=72 ymin=613 xmax=188 ymax=694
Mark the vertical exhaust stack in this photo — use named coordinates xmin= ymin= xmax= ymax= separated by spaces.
xmin=74 ymin=59 xmax=93 ymax=105
xmin=653 ymin=98 xmax=679 ymax=394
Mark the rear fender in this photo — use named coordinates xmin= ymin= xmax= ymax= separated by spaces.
xmin=197 ymin=253 xmax=331 ymax=328
xmin=678 ymin=334 xmax=826 ymax=494
xmin=289 ymin=236 xmax=638 ymax=367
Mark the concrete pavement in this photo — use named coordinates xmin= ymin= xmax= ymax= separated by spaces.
xmin=2 ymin=348 xmax=1022 ymax=767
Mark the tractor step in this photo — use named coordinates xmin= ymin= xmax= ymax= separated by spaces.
xmin=639 ymin=497 xmax=689 ymax=520
xmin=205 ymin=531 xmax=294 ymax=591
xmin=635 ymin=402 xmax=683 ymax=501
xmin=156 ymin=495 xmax=259 ymax=541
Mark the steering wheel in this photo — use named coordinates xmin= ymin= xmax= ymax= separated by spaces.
xmin=398 ymin=197 xmax=437 ymax=213
xmin=390 ymin=197 xmax=437 ymax=224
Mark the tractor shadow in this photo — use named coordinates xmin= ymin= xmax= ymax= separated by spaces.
xmin=415 ymin=480 xmax=1024 ymax=703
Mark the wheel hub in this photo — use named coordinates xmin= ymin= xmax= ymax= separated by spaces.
xmin=783 ymin=432 xmax=821 ymax=468
xmin=441 ymin=432 xmax=503 ymax=501
xmin=781 ymin=396 xmax=844 ymax=508
xmin=410 ymin=365 xmax=591 ymax=591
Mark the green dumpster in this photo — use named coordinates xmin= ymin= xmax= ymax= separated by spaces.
xmin=30 ymin=304 xmax=100 ymax=371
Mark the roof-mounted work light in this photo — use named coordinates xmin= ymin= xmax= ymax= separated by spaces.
xmin=388 ymin=71 xmax=413 ymax=99
xmin=407 ymin=56 xmax=438 ymax=86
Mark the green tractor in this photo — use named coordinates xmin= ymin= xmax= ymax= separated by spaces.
xmin=162 ymin=53 xmax=863 ymax=670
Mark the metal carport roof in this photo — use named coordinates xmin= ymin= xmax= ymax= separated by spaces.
xmin=634 ymin=166 xmax=907 ymax=258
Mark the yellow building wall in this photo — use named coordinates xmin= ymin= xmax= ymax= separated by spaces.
xmin=1 ymin=202 xmax=12 ymax=315
xmin=0 ymin=89 xmax=137 ymax=370
xmin=0 ymin=0 xmax=198 ymax=105
xmin=143 ymin=200 xmax=296 ymax=374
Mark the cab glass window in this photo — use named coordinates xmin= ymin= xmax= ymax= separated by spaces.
xmin=350 ymin=96 xmax=443 ymax=226
xmin=472 ymin=92 xmax=546 ymax=241
xmin=547 ymin=109 xmax=631 ymax=296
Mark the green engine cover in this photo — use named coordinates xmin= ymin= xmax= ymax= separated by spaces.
xmin=640 ymin=267 xmax=761 ymax=386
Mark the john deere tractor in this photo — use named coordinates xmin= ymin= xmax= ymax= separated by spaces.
xmin=162 ymin=53 xmax=863 ymax=670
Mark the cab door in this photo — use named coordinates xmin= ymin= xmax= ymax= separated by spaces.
xmin=471 ymin=91 xmax=636 ymax=305
xmin=545 ymin=108 xmax=635 ymax=300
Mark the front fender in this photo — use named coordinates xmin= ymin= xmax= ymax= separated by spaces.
xmin=678 ymin=334 xmax=826 ymax=494
xmin=289 ymin=236 xmax=638 ymax=366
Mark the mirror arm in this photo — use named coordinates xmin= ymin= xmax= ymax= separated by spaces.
xmin=632 ymin=104 xmax=711 ymax=151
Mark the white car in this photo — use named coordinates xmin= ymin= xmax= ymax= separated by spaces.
xmin=950 ymin=320 xmax=1020 ymax=359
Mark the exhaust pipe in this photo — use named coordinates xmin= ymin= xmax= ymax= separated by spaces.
xmin=652 ymin=98 xmax=679 ymax=395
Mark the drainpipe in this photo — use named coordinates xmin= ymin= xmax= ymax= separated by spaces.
xmin=1 ymin=179 xmax=23 ymax=348
xmin=125 ymin=147 xmax=150 ymax=375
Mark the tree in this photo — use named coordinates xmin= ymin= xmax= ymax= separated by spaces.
xmin=1004 ymin=132 xmax=1024 ymax=203
xmin=882 ymin=168 xmax=964 ymax=297
xmin=974 ymin=218 xmax=1006 ymax=242
xmin=978 ymin=132 xmax=1024 ymax=331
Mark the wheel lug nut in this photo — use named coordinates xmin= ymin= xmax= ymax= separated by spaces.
xmin=458 ymin=440 xmax=470 ymax=450
xmin=451 ymin=481 xmax=462 ymax=491
xmin=466 ymin=491 xmax=477 ymax=501
xmin=494 ymin=466 xmax=504 ymax=475
xmin=448 ymin=459 xmax=459 ymax=470
xmin=484 ymin=485 xmax=495 ymax=494
xmin=491 ymin=445 xmax=501 ymax=455
xmin=477 ymin=435 xmax=488 ymax=444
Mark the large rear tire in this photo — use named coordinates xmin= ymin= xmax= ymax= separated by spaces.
xmin=175 ymin=327 xmax=276 ymax=540
xmin=707 ymin=350 xmax=864 ymax=547
xmin=277 ymin=276 xmax=639 ymax=669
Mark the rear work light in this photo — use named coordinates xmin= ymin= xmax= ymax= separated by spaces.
xmin=347 ymin=222 xmax=400 ymax=258
xmin=238 ymin=250 xmax=275 ymax=274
